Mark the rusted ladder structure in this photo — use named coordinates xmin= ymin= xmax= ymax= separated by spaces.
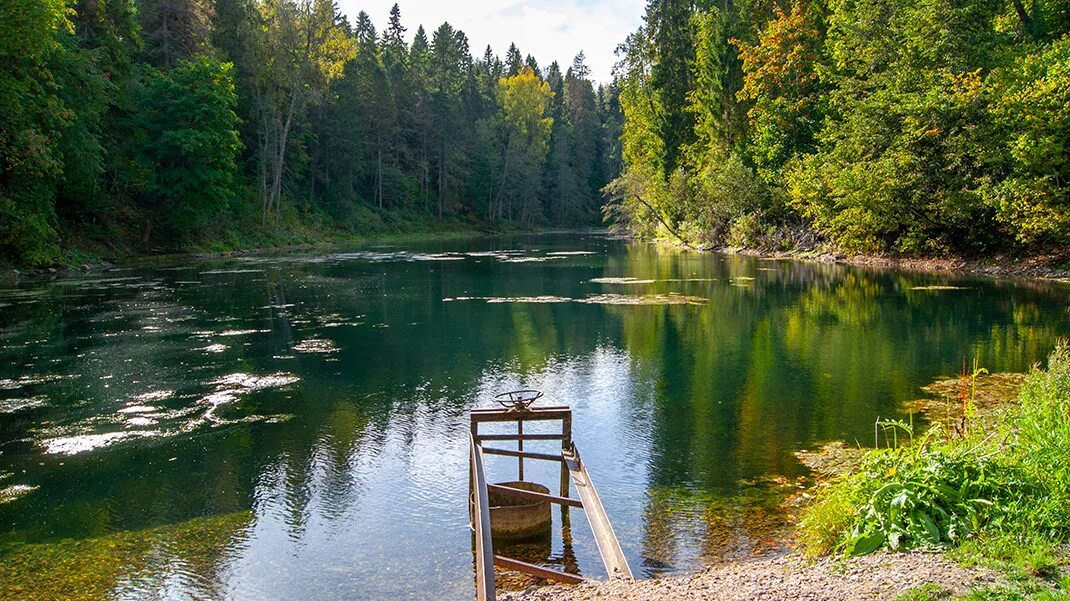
xmin=469 ymin=404 xmax=633 ymax=601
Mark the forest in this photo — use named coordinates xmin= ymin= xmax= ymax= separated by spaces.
xmin=0 ymin=0 xmax=622 ymax=266
xmin=610 ymin=0 xmax=1070 ymax=255
xmin=4 ymin=0 xmax=1070 ymax=268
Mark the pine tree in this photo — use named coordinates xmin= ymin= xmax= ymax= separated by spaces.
xmin=648 ymin=0 xmax=697 ymax=175
xmin=505 ymin=43 xmax=523 ymax=76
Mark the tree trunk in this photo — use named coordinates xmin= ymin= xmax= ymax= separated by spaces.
xmin=493 ymin=133 xmax=513 ymax=223
xmin=438 ymin=140 xmax=446 ymax=218
xmin=269 ymin=81 xmax=301 ymax=230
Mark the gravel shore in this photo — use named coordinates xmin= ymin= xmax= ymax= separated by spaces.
xmin=504 ymin=552 xmax=1002 ymax=600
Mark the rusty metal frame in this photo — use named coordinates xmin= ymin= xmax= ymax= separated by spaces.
xmin=469 ymin=406 xmax=632 ymax=600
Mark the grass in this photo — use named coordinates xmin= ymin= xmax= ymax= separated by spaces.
xmin=800 ymin=344 xmax=1070 ymax=598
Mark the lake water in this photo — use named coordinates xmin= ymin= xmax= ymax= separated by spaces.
xmin=0 ymin=233 xmax=1067 ymax=600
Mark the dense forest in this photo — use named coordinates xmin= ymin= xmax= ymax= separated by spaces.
xmin=5 ymin=0 xmax=1070 ymax=267
xmin=0 ymin=0 xmax=622 ymax=266
xmin=609 ymin=0 xmax=1070 ymax=255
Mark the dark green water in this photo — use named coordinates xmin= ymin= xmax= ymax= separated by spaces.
xmin=0 ymin=234 xmax=1067 ymax=600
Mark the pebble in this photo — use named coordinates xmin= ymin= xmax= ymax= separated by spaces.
xmin=502 ymin=551 xmax=1003 ymax=601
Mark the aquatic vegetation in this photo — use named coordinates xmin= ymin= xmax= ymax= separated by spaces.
xmin=292 ymin=339 xmax=341 ymax=354
xmin=132 ymin=390 xmax=174 ymax=403
xmin=498 ymin=256 xmax=568 ymax=263
xmin=0 ymin=512 xmax=253 ymax=601
xmin=589 ymin=277 xmax=657 ymax=285
xmin=0 ymin=396 xmax=48 ymax=413
xmin=905 ymin=373 xmax=1028 ymax=429
xmin=584 ymin=294 xmax=706 ymax=306
xmin=910 ymin=286 xmax=973 ymax=291
xmin=42 ymin=431 xmax=156 ymax=455
xmin=0 ymin=485 xmax=39 ymax=505
xmin=411 ymin=253 xmax=466 ymax=261
xmin=445 ymin=294 xmax=707 ymax=305
xmin=0 ymin=374 xmax=75 ymax=391
xmin=39 ymin=373 xmax=300 ymax=455
xmin=795 ymin=442 xmax=866 ymax=479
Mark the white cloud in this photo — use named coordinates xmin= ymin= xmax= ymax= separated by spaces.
xmin=337 ymin=0 xmax=647 ymax=82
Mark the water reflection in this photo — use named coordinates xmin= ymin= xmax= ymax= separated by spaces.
xmin=0 ymin=234 xmax=1067 ymax=599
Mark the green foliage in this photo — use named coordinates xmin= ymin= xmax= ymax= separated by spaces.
xmin=984 ymin=37 xmax=1070 ymax=246
xmin=800 ymin=344 xmax=1070 ymax=578
xmin=1012 ymin=344 xmax=1070 ymax=513
xmin=0 ymin=0 xmax=619 ymax=266
xmin=496 ymin=67 xmax=554 ymax=223
xmin=133 ymin=57 xmax=242 ymax=239
xmin=613 ymin=0 xmax=1070 ymax=255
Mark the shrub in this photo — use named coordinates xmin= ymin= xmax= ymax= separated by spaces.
xmin=801 ymin=344 xmax=1070 ymax=560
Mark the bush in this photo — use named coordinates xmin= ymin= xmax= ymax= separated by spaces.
xmin=800 ymin=344 xmax=1070 ymax=560
xmin=727 ymin=213 xmax=763 ymax=248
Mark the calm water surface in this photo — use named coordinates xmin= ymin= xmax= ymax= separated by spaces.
xmin=0 ymin=234 xmax=1068 ymax=600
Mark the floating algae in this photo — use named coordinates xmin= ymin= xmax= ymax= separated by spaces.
xmin=0 ymin=511 xmax=253 ymax=601
xmin=293 ymin=339 xmax=340 ymax=354
xmin=0 ymin=396 xmax=48 ymax=413
xmin=909 ymin=286 xmax=971 ymax=291
xmin=42 ymin=431 xmax=156 ymax=455
xmin=40 ymin=374 xmax=300 ymax=455
xmin=131 ymin=390 xmax=173 ymax=403
xmin=0 ymin=485 xmax=39 ymax=505
xmin=444 ymin=294 xmax=707 ymax=306
xmin=589 ymin=277 xmax=657 ymax=285
xmin=411 ymin=253 xmax=466 ymax=261
xmin=498 ymin=256 xmax=567 ymax=263
xmin=583 ymin=293 xmax=707 ymax=306
xmin=0 ymin=375 xmax=75 ymax=391
xmin=795 ymin=442 xmax=866 ymax=479
xmin=904 ymin=372 xmax=1028 ymax=427
xmin=444 ymin=296 xmax=572 ymax=304
xmin=200 ymin=269 xmax=264 ymax=275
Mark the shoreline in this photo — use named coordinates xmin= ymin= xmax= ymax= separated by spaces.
xmin=6 ymin=230 xmax=1068 ymax=285
xmin=736 ymin=248 xmax=1070 ymax=282
xmin=507 ymin=552 xmax=1003 ymax=601
xmin=0 ymin=226 xmax=506 ymax=284
xmin=622 ymin=230 xmax=1070 ymax=281
xmin=506 ymin=370 xmax=1053 ymax=601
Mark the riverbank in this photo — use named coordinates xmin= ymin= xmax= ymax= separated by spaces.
xmin=0 ymin=224 xmax=523 ymax=284
xmin=716 ymin=244 xmax=1070 ymax=282
xmin=509 ymin=350 xmax=1070 ymax=601
xmin=756 ymin=249 xmax=1070 ymax=282
xmin=506 ymin=552 xmax=1004 ymax=601
xmin=635 ymin=229 xmax=1070 ymax=281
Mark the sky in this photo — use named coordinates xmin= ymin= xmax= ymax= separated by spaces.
xmin=337 ymin=0 xmax=648 ymax=83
